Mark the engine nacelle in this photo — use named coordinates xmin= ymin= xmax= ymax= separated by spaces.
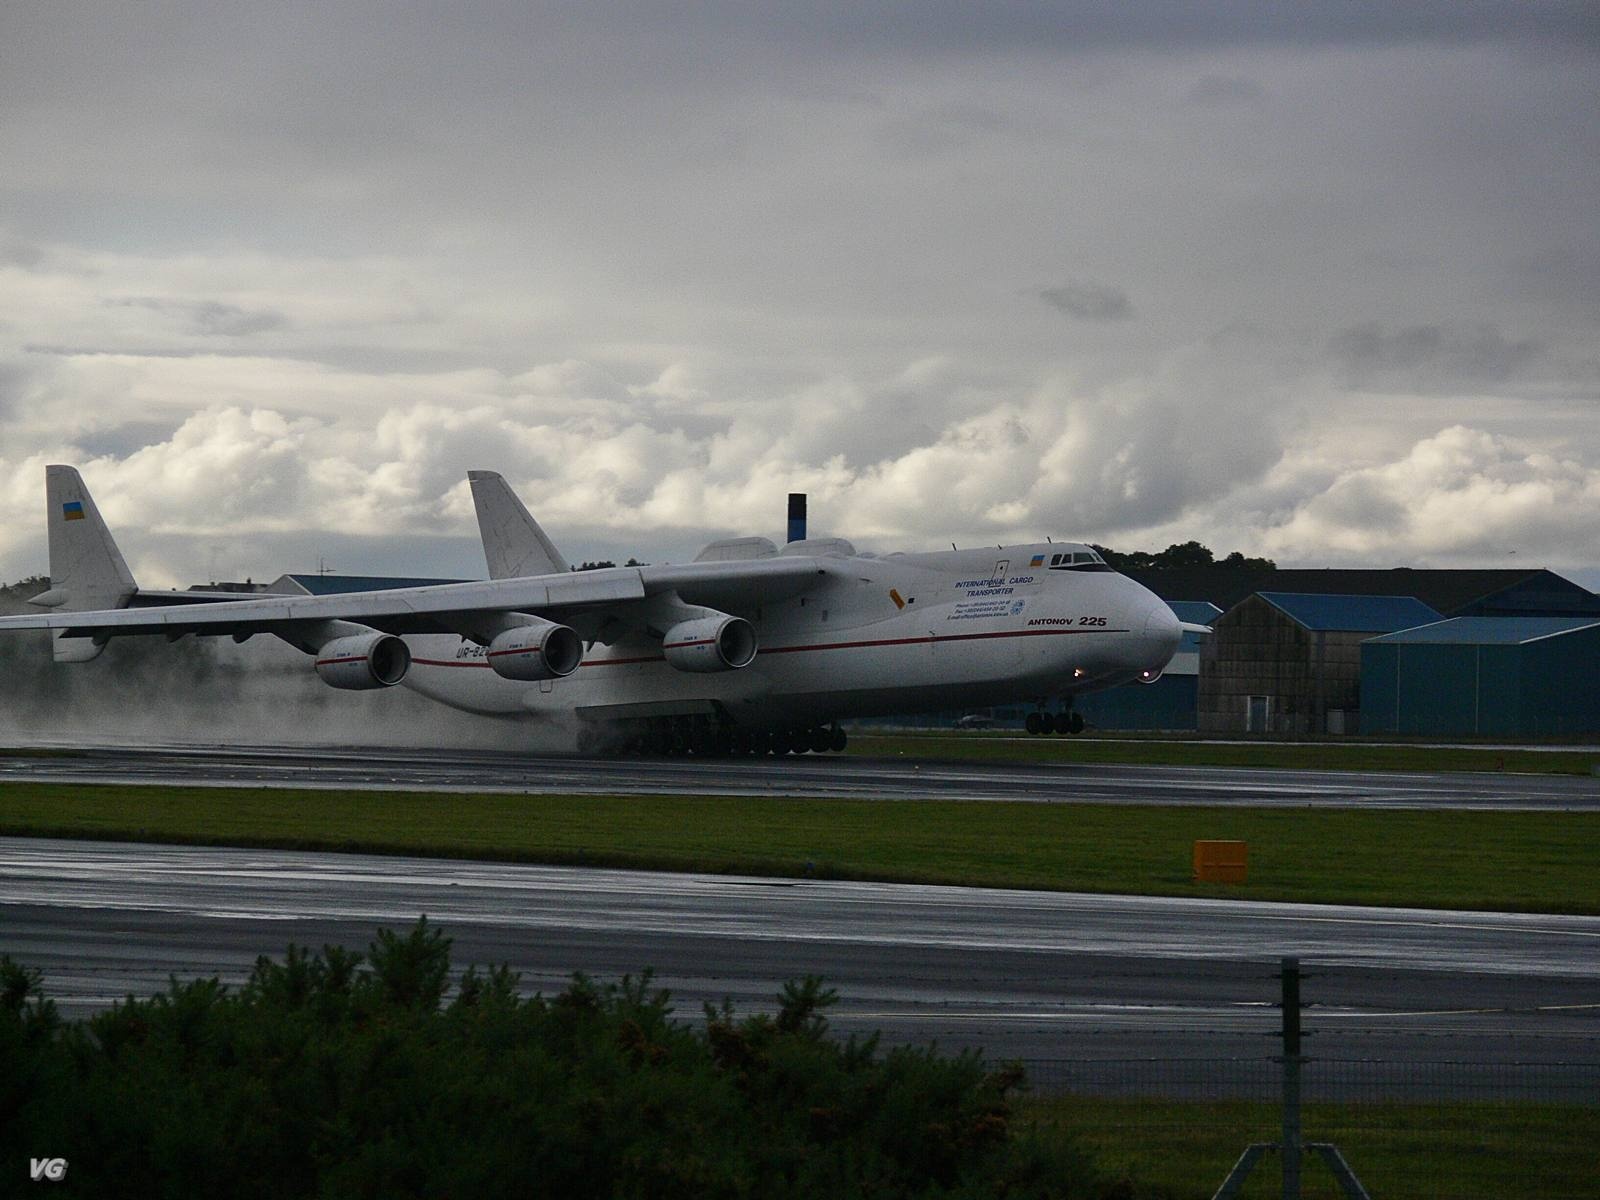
xmin=486 ymin=620 xmax=583 ymax=682
xmin=314 ymin=632 xmax=411 ymax=690
xmin=662 ymin=614 xmax=757 ymax=673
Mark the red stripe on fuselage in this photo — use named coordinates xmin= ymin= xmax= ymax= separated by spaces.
xmin=412 ymin=626 xmax=1126 ymax=673
xmin=760 ymin=627 xmax=1130 ymax=654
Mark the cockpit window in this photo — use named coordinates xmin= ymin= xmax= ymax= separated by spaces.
xmin=1048 ymin=547 xmax=1113 ymax=571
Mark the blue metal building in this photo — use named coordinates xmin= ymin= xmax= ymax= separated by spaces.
xmin=1362 ymin=617 xmax=1600 ymax=737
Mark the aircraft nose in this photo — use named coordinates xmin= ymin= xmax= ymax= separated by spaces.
xmin=1134 ymin=589 xmax=1182 ymax=676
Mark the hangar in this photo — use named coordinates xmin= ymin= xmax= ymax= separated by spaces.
xmin=1361 ymin=617 xmax=1600 ymax=737
xmin=1130 ymin=566 xmax=1600 ymax=620
xmin=1198 ymin=592 xmax=1441 ymax=735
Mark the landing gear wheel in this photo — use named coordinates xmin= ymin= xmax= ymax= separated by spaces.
xmin=1025 ymin=712 xmax=1043 ymax=735
xmin=1038 ymin=712 xmax=1056 ymax=735
xmin=808 ymin=727 xmax=832 ymax=754
xmin=829 ymin=726 xmax=848 ymax=753
xmin=1067 ymin=712 xmax=1085 ymax=734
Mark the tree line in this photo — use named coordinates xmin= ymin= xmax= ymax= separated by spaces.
xmin=1089 ymin=541 xmax=1275 ymax=572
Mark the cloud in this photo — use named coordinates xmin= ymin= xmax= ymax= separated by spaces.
xmin=1039 ymin=282 xmax=1135 ymax=323
xmin=106 ymin=297 xmax=291 ymax=338
xmin=1238 ymin=426 xmax=1600 ymax=565
xmin=0 ymin=7 xmax=1596 ymax=589
xmin=1329 ymin=322 xmax=1544 ymax=391
xmin=1186 ymin=75 xmax=1265 ymax=105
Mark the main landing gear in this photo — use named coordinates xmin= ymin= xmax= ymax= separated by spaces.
xmin=625 ymin=716 xmax=848 ymax=757
xmin=1025 ymin=709 xmax=1084 ymax=736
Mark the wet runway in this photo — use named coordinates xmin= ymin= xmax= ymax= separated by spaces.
xmin=2 ymin=741 xmax=1597 ymax=810
xmin=3 ymin=837 xmax=1595 ymax=1098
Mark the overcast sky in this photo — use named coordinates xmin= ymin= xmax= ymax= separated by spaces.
xmin=2 ymin=2 xmax=1596 ymax=588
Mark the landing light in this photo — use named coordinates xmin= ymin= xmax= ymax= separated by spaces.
xmin=1072 ymin=667 xmax=1086 ymax=679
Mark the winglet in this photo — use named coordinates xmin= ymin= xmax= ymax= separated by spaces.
xmin=467 ymin=471 xmax=571 ymax=579
xmin=43 ymin=465 xmax=138 ymax=661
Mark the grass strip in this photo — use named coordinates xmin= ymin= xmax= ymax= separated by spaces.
xmin=1024 ymin=1096 xmax=1600 ymax=1200
xmin=2 ymin=783 xmax=1596 ymax=913
xmin=848 ymin=733 xmax=1600 ymax=775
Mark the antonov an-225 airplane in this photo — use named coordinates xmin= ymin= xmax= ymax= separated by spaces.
xmin=0 ymin=466 xmax=1193 ymax=754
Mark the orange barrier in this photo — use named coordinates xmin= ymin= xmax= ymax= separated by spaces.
xmin=1193 ymin=840 xmax=1248 ymax=884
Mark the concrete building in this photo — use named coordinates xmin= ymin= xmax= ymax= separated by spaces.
xmin=1362 ymin=617 xmax=1600 ymax=737
xmin=1198 ymin=592 xmax=1441 ymax=735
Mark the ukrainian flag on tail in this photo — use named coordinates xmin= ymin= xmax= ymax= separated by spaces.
xmin=62 ymin=501 xmax=85 ymax=521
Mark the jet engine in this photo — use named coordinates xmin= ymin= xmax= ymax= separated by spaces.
xmin=314 ymin=631 xmax=412 ymax=690
xmin=662 ymin=613 xmax=757 ymax=673
xmin=486 ymin=619 xmax=583 ymax=682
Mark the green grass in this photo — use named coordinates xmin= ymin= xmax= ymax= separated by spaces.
xmin=848 ymin=733 xmax=1600 ymax=775
xmin=2 ymin=783 xmax=1596 ymax=913
xmin=1024 ymin=1096 xmax=1600 ymax=1200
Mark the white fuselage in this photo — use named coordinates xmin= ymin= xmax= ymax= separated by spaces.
xmin=400 ymin=543 xmax=1180 ymax=730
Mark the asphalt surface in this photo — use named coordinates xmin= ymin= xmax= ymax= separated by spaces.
xmin=3 ymin=837 xmax=1595 ymax=1100
xmin=2 ymin=741 xmax=1598 ymax=810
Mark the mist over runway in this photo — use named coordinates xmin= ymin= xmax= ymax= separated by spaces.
xmin=1 ymin=837 xmax=1595 ymax=1097
xmin=1 ymin=741 xmax=1596 ymax=811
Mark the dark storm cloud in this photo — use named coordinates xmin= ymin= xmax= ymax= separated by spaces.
xmin=743 ymin=1 xmax=1600 ymax=54
xmin=0 ymin=238 xmax=46 ymax=269
xmin=107 ymin=297 xmax=290 ymax=338
xmin=25 ymin=344 xmax=246 ymax=359
xmin=1039 ymin=282 xmax=1135 ymax=323
xmin=0 ymin=363 xmax=28 ymax=419
xmin=1329 ymin=322 xmax=1544 ymax=390
xmin=75 ymin=421 xmax=186 ymax=461
xmin=1186 ymin=75 xmax=1265 ymax=105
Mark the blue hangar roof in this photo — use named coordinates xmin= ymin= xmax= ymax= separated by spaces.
xmin=1365 ymin=616 xmax=1600 ymax=646
xmin=1257 ymin=592 xmax=1441 ymax=633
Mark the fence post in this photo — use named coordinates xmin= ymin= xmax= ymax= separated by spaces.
xmin=1212 ymin=959 xmax=1368 ymax=1200
xmin=1281 ymin=956 xmax=1303 ymax=1200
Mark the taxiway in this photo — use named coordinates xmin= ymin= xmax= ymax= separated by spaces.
xmin=1 ymin=741 xmax=1596 ymax=810
xmin=2 ymin=837 xmax=1594 ymax=1099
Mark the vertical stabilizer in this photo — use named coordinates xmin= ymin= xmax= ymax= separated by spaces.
xmin=41 ymin=465 xmax=137 ymax=661
xmin=467 ymin=470 xmax=570 ymax=579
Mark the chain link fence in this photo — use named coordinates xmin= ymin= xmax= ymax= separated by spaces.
xmin=1010 ymin=1053 xmax=1598 ymax=1199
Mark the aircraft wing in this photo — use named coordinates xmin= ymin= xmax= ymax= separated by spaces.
xmin=0 ymin=557 xmax=831 ymax=642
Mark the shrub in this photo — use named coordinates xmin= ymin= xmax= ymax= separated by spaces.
xmin=0 ymin=922 xmax=1153 ymax=1199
